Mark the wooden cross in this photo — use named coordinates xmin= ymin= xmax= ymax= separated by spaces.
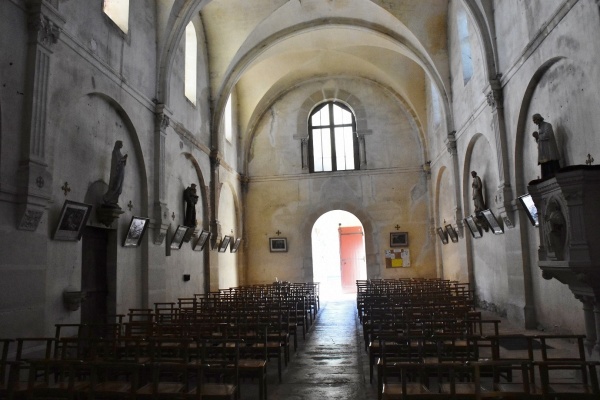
xmin=127 ymin=200 xmax=133 ymax=211
xmin=395 ymin=225 xmax=401 ymax=230
xmin=61 ymin=182 xmax=71 ymax=196
xmin=276 ymin=230 xmax=281 ymax=236
xmin=586 ymin=154 xmax=594 ymax=165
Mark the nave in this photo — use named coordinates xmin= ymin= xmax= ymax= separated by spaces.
xmin=1 ymin=280 xmax=597 ymax=400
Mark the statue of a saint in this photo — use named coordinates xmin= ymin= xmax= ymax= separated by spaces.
xmin=532 ymin=113 xmax=561 ymax=179
xmin=183 ymin=184 xmax=199 ymax=227
xmin=103 ymin=140 xmax=128 ymax=207
xmin=471 ymin=171 xmax=485 ymax=213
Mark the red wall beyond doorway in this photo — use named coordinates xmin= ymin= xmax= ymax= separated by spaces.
xmin=339 ymin=226 xmax=364 ymax=294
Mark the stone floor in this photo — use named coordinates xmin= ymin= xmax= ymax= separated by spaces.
xmin=236 ymin=294 xmax=591 ymax=400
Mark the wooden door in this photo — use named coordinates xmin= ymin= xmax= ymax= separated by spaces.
xmin=339 ymin=226 xmax=363 ymax=294
xmin=81 ymin=226 xmax=108 ymax=325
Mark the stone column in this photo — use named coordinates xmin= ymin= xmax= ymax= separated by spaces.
xmin=356 ymin=129 xmax=372 ymax=169
xmin=594 ymin=301 xmax=600 ymax=357
xmin=577 ymin=295 xmax=598 ymax=352
xmin=486 ymin=79 xmax=514 ymax=228
xmin=17 ymin=2 xmax=64 ymax=231
xmin=208 ymin=150 xmax=222 ymax=292
xmin=444 ymin=131 xmax=464 ymax=236
xmin=153 ymin=105 xmax=172 ymax=245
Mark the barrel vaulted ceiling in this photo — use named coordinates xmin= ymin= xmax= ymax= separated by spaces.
xmin=159 ymin=0 xmax=464 ymax=157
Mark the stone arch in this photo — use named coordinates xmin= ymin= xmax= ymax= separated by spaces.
xmin=213 ymin=18 xmax=454 ymax=151
xmin=433 ymin=165 xmax=449 ymax=278
xmin=515 ymin=57 xmax=566 ymax=195
xmin=296 ymin=88 xmax=369 ymax=138
xmin=243 ymin=76 xmax=427 ymax=175
xmin=462 ymin=133 xmax=496 ymax=218
xmin=216 ymin=180 xmax=243 ymax=288
xmin=299 ymin=202 xmax=376 ymax=282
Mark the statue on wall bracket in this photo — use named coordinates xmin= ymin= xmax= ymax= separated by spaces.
xmin=182 ymin=184 xmax=199 ymax=242
xmin=97 ymin=140 xmax=127 ymax=227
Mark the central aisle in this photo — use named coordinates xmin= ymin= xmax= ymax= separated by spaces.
xmin=264 ymin=294 xmax=378 ymax=400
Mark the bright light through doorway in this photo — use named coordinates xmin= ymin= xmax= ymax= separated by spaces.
xmin=311 ymin=210 xmax=367 ymax=300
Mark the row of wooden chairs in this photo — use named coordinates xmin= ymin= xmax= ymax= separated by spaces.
xmin=379 ymin=358 xmax=600 ymax=399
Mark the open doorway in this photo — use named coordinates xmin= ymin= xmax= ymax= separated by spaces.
xmin=311 ymin=210 xmax=367 ymax=299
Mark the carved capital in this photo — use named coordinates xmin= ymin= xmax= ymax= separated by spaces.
xmin=445 ymin=131 xmax=457 ymax=156
xmin=29 ymin=14 xmax=60 ymax=47
xmin=210 ymin=150 xmax=221 ymax=168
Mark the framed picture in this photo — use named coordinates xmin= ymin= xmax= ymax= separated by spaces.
xmin=482 ymin=209 xmax=504 ymax=234
xmin=218 ymin=235 xmax=232 ymax=253
xmin=230 ymin=237 xmax=242 ymax=253
xmin=445 ymin=224 xmax=459 ymax=243
xmin=436 ymin=227 xmax=449 ymax=244
xmin=464 ymin=216 xmax=483 ymax=238
xmin=269 ymin=237 xmax=288 ymax=252
xmin=53 ymin=200 xmax=93 ymax=241
xmin=170 ymin=225 xmax=189 ymax=249
xmin=192 ymin=229 xmax=211 ymax=251
xmin=389 ymin=232 xmax=409 ymax=247
xmin=123 ymin=216 xmax=149 ymax=247
xmin=517 ymin=193 xmax=539 ymax=227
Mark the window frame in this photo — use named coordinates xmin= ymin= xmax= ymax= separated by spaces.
xmin=308 ymin=101 xmax=359 ymax=173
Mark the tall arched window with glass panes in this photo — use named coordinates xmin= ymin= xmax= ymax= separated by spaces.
xmin=308 ymin=101 xmax=358 ymax=173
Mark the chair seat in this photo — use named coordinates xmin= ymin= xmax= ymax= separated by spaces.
xmin=549 ymin=383 xmax=596 ymax=393
xmin=94 ymin=381 xmax=132 ymax=393
xmin=440 ymin=382 xmax=484 ymax=395
xmin=189 ymin=383 xmax=236 ymax=396
xmin=137 ymin=382 xmax=185 ymax=395
xmin=382 ymin=382 xmax=430 ymax=396
xmin=238 ymin=359 xmax=267 ymax=368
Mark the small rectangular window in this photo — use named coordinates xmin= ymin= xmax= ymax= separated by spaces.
xmin=103 ymin=0 xmax=129 ymax=34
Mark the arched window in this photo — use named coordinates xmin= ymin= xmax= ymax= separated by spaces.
xmin=309 ymin=101 xmax=358 ymax=173
xmin=224 ymin=94 xmax=233 ymax=143
xmin=103 ymin=0 xmax=129 ymax=34
xmin=457 ymin=9 xmax=473 ymax=85
xmin=184 ymin=23 xmax=197 ymax=105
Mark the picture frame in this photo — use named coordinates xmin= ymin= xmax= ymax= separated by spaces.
xmin=482 ymin=209 xmax=504 ymax=234
xmin=218 ymin=235 xmax=232 ymax=253
xmin=192 ymin=229 xmax=211 ymax=251
xmin=170 ymin=225 xmax=189 ymax=250
xmin=269 ymin=237 xmax=288 ymax=252
xmin=436 ymin=227 xmax=449 ymax=245
xmin=230 ymin=237 xmax=242 ymax=253
xmin=517 ymin=193 xmax=539 ymax=227
xmin=464 ymin=216 xmax=483 ymax=239
xmin=53 ymin=200 xmax=93 ymax=241
xmin=123 ymin=216 xmax=150 ymax=247
xmin=445 ymin=224 xmax=459 ymax=243
xmin=389 ymin=232 xmax=409 ymax=247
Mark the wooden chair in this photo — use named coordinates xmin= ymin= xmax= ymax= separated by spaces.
xmin=236 ymin=324 xmax=268 ymax=400
xmin=88 ymin=361 xmax=141 ymax=400
xmin=536 ymin=360 xmax=600 ymax=399
xmin=473 ymin=360 xmax=541 ymax=399
xmin=136 ymin=362 xmax=189 ymax=399
xmin=0 ymin=339 xmax=14 ymax=399
xmin=381 ymin=361 xmax=468 ymax=399
xmin=25 ymin=359 xmax=89 ymax=400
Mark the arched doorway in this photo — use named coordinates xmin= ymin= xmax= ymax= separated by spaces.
xmin=311 ymin=210 xmax=367 ymax=298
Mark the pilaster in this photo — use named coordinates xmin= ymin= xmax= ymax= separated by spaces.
xmin=153 ymin=105 xmax=172 ymax=244
xmin=17 ymin=1 xmax=65 ymax=231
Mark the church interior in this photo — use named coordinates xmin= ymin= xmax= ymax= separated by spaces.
xmin=2 ymin=0 xmax=600 ymax=398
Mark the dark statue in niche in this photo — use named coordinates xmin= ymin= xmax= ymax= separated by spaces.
xmin=183 ymin=184 xmax=199 ymax=227
xmin=471 ymin=171 xmax=485 ymax=213
xmin=532 ymin=113 xmax=561 ymax=179
xmin=544 ymin=200 xmax=566 ymax=261
xmin=103 ymin=140 xmax=128 ymax=207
